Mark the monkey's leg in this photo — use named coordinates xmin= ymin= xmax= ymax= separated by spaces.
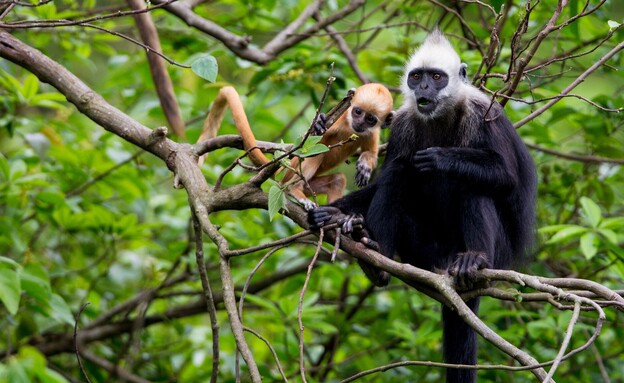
xmin=288 ymin=180 xmax=315 ymax=211
xmin=283 ymin=156 xmax=324 ymax=210
xmin=306 ymin=173 xmax=347 ymax=203
xmin=448 ymin=196 xmax=497 ymax=290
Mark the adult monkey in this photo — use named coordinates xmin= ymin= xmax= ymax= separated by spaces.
xmin=308 ymin=29 xmax=537 ymax=383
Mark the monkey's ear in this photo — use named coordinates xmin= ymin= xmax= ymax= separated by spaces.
xmin=460 ymin=63 xmax=468 ymax=83
xmin=382 ymin=111 xmax=395 ymax=129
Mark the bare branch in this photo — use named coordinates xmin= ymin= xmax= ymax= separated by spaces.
xmin=527 ymin=143 xmax=624 ymax=165
xmin=127 ymin=0 xmax=186 ymax=139
xmin=298 ymin=229 xmax=324 ymax=383
xmin=514 ymin=40 xmax=624 ymax=128
xmin=0 ymin=30 xmax=175 ymax=161
xmin=74 ymin=303 xmax=93 ymax=383
xmin=192 ymin=214 xmax=220 ymax=383
xmin=544 ymin=301 xmax=581 ymax=381
xmin=80 ymin=350 xmax=153 ymax=383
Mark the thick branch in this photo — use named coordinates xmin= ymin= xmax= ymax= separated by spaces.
xmin=0 ymin=29 xmax=175 ymax=162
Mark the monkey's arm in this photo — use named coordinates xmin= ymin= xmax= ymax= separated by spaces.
xmin=354 ymin=131 xmax=379 ymax=187
xmin=412 ymin=146 xmax=518 ymax=190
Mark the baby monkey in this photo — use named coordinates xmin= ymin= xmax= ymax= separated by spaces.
xmin=196 ymin=84 xmax=393 ymax=210
xmin=283 ymin=83 xmax=394 ymax=209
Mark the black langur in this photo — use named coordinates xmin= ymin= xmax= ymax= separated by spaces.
xmin=308 ymin=29 xmax=536 ymax=383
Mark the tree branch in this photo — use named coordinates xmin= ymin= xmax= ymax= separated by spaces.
xmin=514 ymin=40 xmax=624 ymax=128
xmin=127 ymin=0 xmax=186 ymax=139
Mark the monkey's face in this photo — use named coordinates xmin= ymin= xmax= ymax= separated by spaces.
xmin=349 ymin=106 xmax=380 ymax=133
xmin=406 ymin=68 xmax=450 ymax=115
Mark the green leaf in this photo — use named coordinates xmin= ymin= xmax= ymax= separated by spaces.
xmin=6 ymin=358 xmax=30 ymax=383
xmin=36 ymin=191 xmax=66 ymax=206
xmin=22 ymin=74 xmax=40 ymax=100
xmin=296 ymin=144 xmax=329 ymax=158
xmin=608 ymin=20 xmax=621 ymax=31
xmin=0 ymin=152 xmax=9 ymax=181
xmin=37 ymin=368 xmax=69 ymax=383
xmin=0 ymin=268 xmax=21 ymax=315
xmin=597 ymin=228 xmax=618 ymax=245
xmin=545 ymin=225 xmax=587 ymax=244
xmin=580 ymin=197 xmax=602 ymax=228
xmin=0 ymin=256 xmax=20 ymax=270
xmin=21 ymin=264 xmax=52 ymax=309
xmin=48 ymin=294 xmax=75 ymax=326
xmin=191 ymin=55 xmax=218 ymax=83
xmin=579 ymin=232 xmax=598 ymax=260
xmin=267 ymin=185 xmax=286 ymax=221
xmin=244 ymin=294 xmax=281 ymax=316
xmin=294 ymin=136 xmax=329 ymax=158
xmin=600 ymin=217 xmax=624 ymax=230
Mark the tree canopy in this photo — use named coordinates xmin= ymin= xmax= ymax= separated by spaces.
xmin=0 ymin=1 xmax=623 ymax=382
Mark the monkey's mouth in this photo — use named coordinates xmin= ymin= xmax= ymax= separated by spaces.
xmin=417 ymin=97 xmax=430 ymax=106
xmin=416 ymin=97 xmax=436 ymax=113
xmin=352 ymin=123 xmax=367 ymax=133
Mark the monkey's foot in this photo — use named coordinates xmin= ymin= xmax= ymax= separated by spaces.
xmin=312 ymin=113 xmax=328 ymax=135
xmin=355 ymin=159 xmax=372 ymax=187
xmin=297 ymin=197 xmax=317 ymax=211
xmin=448 ymin=251 xmax=490 ymax=291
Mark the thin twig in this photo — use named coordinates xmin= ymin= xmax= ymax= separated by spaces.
xmin=244 ymin=326 xmax=289 ymax=382
xmin=298 ymin=229 xmax=324 ymax=383
xmin=192 ymin=213 xmax=220 ymax=383
xmin=66 ymin=150 xmax=144 ymax=197
xmin=74 ymin=303 xmax=93 ymax=383
xmin=514 ymin=41 xmax=624 ymax=128
xmin=543 ymin=301 xmax=581 ymax=382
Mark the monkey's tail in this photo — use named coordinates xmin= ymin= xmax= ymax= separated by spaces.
xmin=197 ymin=86 xmax=269 ymax=168
xmin=442 ymin=298 xmax=479 ymax=383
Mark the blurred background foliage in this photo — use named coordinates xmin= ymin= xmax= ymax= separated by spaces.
xmin=0 ymin=0 xmax=623 ymax=382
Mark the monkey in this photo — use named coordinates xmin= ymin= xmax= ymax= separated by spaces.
xmin=197 ymin=84 xmax=394 ymax=210
xmin=308 ymin=29 xmax=537 ymax=383
xmin=281 ymin=83 xmax=394 ymax=210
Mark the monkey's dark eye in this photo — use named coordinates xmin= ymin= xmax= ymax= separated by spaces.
xmin=365 ymin=114 xmax=377 ymax=125
xmin=412 ymin=73 xmax=421 ymax=80
xmin=432 ymin=73 xmax=441 ymax=80
xmin=353 ymin=107 xmax=363 ymax=116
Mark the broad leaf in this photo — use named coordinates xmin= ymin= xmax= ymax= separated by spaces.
xmin=579 ymin=232 xmax=598 ymax=260
xmin=580 ymin=197 xmax=602 ymax=228
xmin=0 ymin=268 xmax=21 ymax=315
xmin=545 ymin=225 xmax=587 ymax=244
xmin=267 ymin=185 xmax=286 ymax=221
xmin=191 ymin=55 xmax=218 ymax=83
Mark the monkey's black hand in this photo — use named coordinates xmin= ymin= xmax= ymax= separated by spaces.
xmin=412 ymin=147 xmax=447 ymax=173
xmin=307 ymin=206 xmax=343 ymax=230
xmin=448 ymin=251 xmax=490 ymax=291
xmin=355 ymin=159 xmax=372 ymax=187
xmin=308 ymin=207 xmax=368 ymax=238
xmin=312 ymin=113 xmax=328 ymax=136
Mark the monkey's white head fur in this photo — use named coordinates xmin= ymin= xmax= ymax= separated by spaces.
xmin=401 ymin=29 xmax=464 ymax=109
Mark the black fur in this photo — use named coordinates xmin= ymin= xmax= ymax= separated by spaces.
xmin=308 ymin=90 xmax=536 ymax=382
